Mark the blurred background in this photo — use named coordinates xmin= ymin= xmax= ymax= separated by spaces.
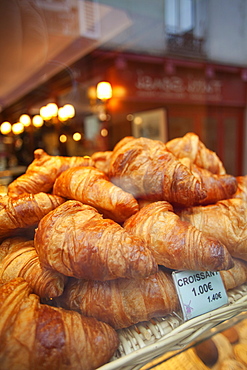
xmin=0 ymin=0 xmax=247 ymax=186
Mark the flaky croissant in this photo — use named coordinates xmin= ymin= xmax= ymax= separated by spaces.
xmin=124 ymin=201 xmax=233 ymax=271
xmin=0 ymin=237 xmax=67 ymax=298
xmin=108 ymin=136 xmax=207 ymax=207
xmin=7 ymin=148 xmax=94 ymax=197
xmin=53 ymin=166 xmax=139 ymax=223
xmin=180 ymin=157 xmax=237 ymax=205
xmin=165 ymin=132 xmax=226 ymax=175
xmin=91 ymin=150 xmax=113 ymax=176
xmin=56 ymin=268 xmax=180 ymax=330
xmin=0 ymin=192 xmax=65 ymax=239
xmin=220 ymin=258 xmax=247 ymax=291
xmin=34 ymin=200 xmax=158 ymax=280
xmin=233 ymin=175 xmax=247 ymax=202
xmin=177 ymin=198 xmax=247 ymax=261
xmin=0 ymin=278 xmax=119 ymax=370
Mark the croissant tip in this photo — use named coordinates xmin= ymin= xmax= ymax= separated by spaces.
xmin=208 ymin=239 xmax=235 ymax=271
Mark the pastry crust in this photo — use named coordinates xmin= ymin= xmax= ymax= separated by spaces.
xmin=178 ymin=198 xmax=247 ymax=261
xmin=166 ymin=132 xmax=226 ymax=175
xmin=57 ymin=269 xmax=180 ymax=330
xmin=108 ymin=136 xmax=207 ymax=206
xmin=124 ymin=201 xmax=233 ymax=271
xmin=34 ymin=200 xmax=158 ymax=280
xmin=53 ymin=166 xmax=139 ymax=223
xmin=8 ymin=149 xmax=94 ymax=197
xmin=0 ymin=278 xmax=119 ymax=370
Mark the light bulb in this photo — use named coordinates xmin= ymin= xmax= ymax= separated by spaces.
xmin=0 ymin=121 xmax=12 ymax=135
xmin=12 ymin=122 xmax=24 ymax=135
xmin=46 ymin=103 xmax=58 ymax=117
xmin=19 ymin=114 xmax=31 ymax=127
xmin=73 ymin=132 xmax=81 ymax=141
xmin=63 ymin=104 xmax=75 ymax=118
xmin=96 ymin=81 xmax=112 ymax=100
xmin=58 ymin=107 xmax=68 ymax=122
xmin=101 ymin=128 xmax=108 ymax=137
xmin=32 ymin=115 xmax=44 ymax=128
xmin=59 ymin=134 xmax=67 ymax=143
xmin=40 ymin=105 xmax=52 ymax=120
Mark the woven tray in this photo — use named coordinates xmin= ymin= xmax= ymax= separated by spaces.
xmin=97 ymin=283 xmax=247 ymax=370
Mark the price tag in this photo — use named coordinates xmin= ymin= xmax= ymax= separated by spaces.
xmin=172 ymin=270 xmax=229 ymax=320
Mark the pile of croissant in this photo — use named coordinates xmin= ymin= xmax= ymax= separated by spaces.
xmin=1 ymin=132 xmax=247 ymax=370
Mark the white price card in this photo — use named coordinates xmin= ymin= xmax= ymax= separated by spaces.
xmin=172 ymin=270 xmax=229 ymax=321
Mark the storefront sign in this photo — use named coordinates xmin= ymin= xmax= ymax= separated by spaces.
xmin=172 ymin=270 xmax=228 ymax=320
xmin=109 ymin=62 xmax=246 ymax=106
xmin=135 ymin=74 xmax=223 ymax=102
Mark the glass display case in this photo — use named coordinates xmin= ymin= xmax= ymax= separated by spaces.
xmin=1 ymin=2 xmax=247 ymax=370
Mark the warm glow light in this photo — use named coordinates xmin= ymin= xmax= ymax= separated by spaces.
xmin=87 ymin=86 xmax=97 ymax=100
xmin=134 ymin=116 xmax=143 ymax=125
xmin=96 ymin=81 xmax=112 ymax=100
xmin=32 ymin=115 xmax=44 ymax=128
xmin=19 ymin=114 xmax=31 ymax=127
xmin=40 ymin=105 xmax=53 ymax=120
xmin=98 ymin=112 xmax=107 ymax=121
xmin=46 ymin=103 xmax=58 ymax=117
xmin=63 ymin=104 xmax=75 ymax=118
xmin=59 ymin=134 xmax=67 ymax=143
xmin=57 ymin=107 xmax=68 ymax=122
xmin=12 ymin=122 xmax=24 ymax=135
xmin=127 ymin=114 xmax=134 ymax=121
xmin=73 ymin=132 xmax=81 ymax=141
xmin=0 ymin=121 xmax=12 ymax=135
xmin=101 ymin=128 xmax=108 ymax=137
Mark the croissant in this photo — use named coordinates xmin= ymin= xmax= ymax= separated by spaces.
xmin=34 ymin=200 xmax=158 ymax=280
xmin=0 ymin=278 xmax=119 ymax=370
xmin=0 ymin=192 xmax=65 ymax=239
xmin=7 ymin=148 xmax=94 ymax=197
xmin=56 ymin=268 xmax=180 ymax=330
xmin=53 ymin=166 xmax=139 ymax=223
xmin=177 ymin=198 xmax=247 ymax=261
xmin=0 ymin=237 xmax=67 ymax=298
xmin=179 ymin=157 xmax=238 ymax=205
xmin=220 ymin=258 xmax=247 ymax=291
xmin=91 ymin=150 xmax=113 ymax=175
xmin=108 ymin=136 xmax=207 ymax=207
xmin=124 ymin=201 xmax=234 ymax=271
xmin=0 ymin=236 xmax=26 ymax=262
xmin=165 ymin=132 xmax=226 ymax=175
xmin=233 ymin=175 xmax=247 ymax=202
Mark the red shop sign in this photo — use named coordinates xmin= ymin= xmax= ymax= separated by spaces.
xmin=111 ymin=67 xmax=246 ymax=106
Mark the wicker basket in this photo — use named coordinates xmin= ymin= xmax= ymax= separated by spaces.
xmin=97 ymin=283 xmax=247 ymax=370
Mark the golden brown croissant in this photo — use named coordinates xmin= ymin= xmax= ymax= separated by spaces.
xmin=34 ymin=200 xmax=158 ymax=280
xmin=165 ymin=132 xmax=226 ymax=175
xmin=233 ymin=175 xmax=247 ymax=202
xmin=7 ymin=148 xmax=94 ymax=197
xmin=180 ymin=157 xmax=238 ymax=205
xmin=108 ymin=136 xmax=207 ymax=207
xmin=124 ymin=201 xmax=234 ymax=271
xmin=177 ymin=198 xmax=247 ymax=261
xmin=56 ymin=268 xmax=180 ymax=330
xmin=53 ymin=166 xmax=139 ymax=223
xmin=220 ymin=258 xmax=247 ymax=291
xmin=0 ymin=237 xmax=67 ymax=298
xmin=0 ymin=278 xmax=119 ymax=370
xmin=91 ymin=150 xmax=113 ymax=175
xmin=0 ymin=192 xmax=65 ymax=239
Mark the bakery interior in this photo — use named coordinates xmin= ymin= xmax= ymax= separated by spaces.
xmin=1 ymin=1 xmax=247 ymax=369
